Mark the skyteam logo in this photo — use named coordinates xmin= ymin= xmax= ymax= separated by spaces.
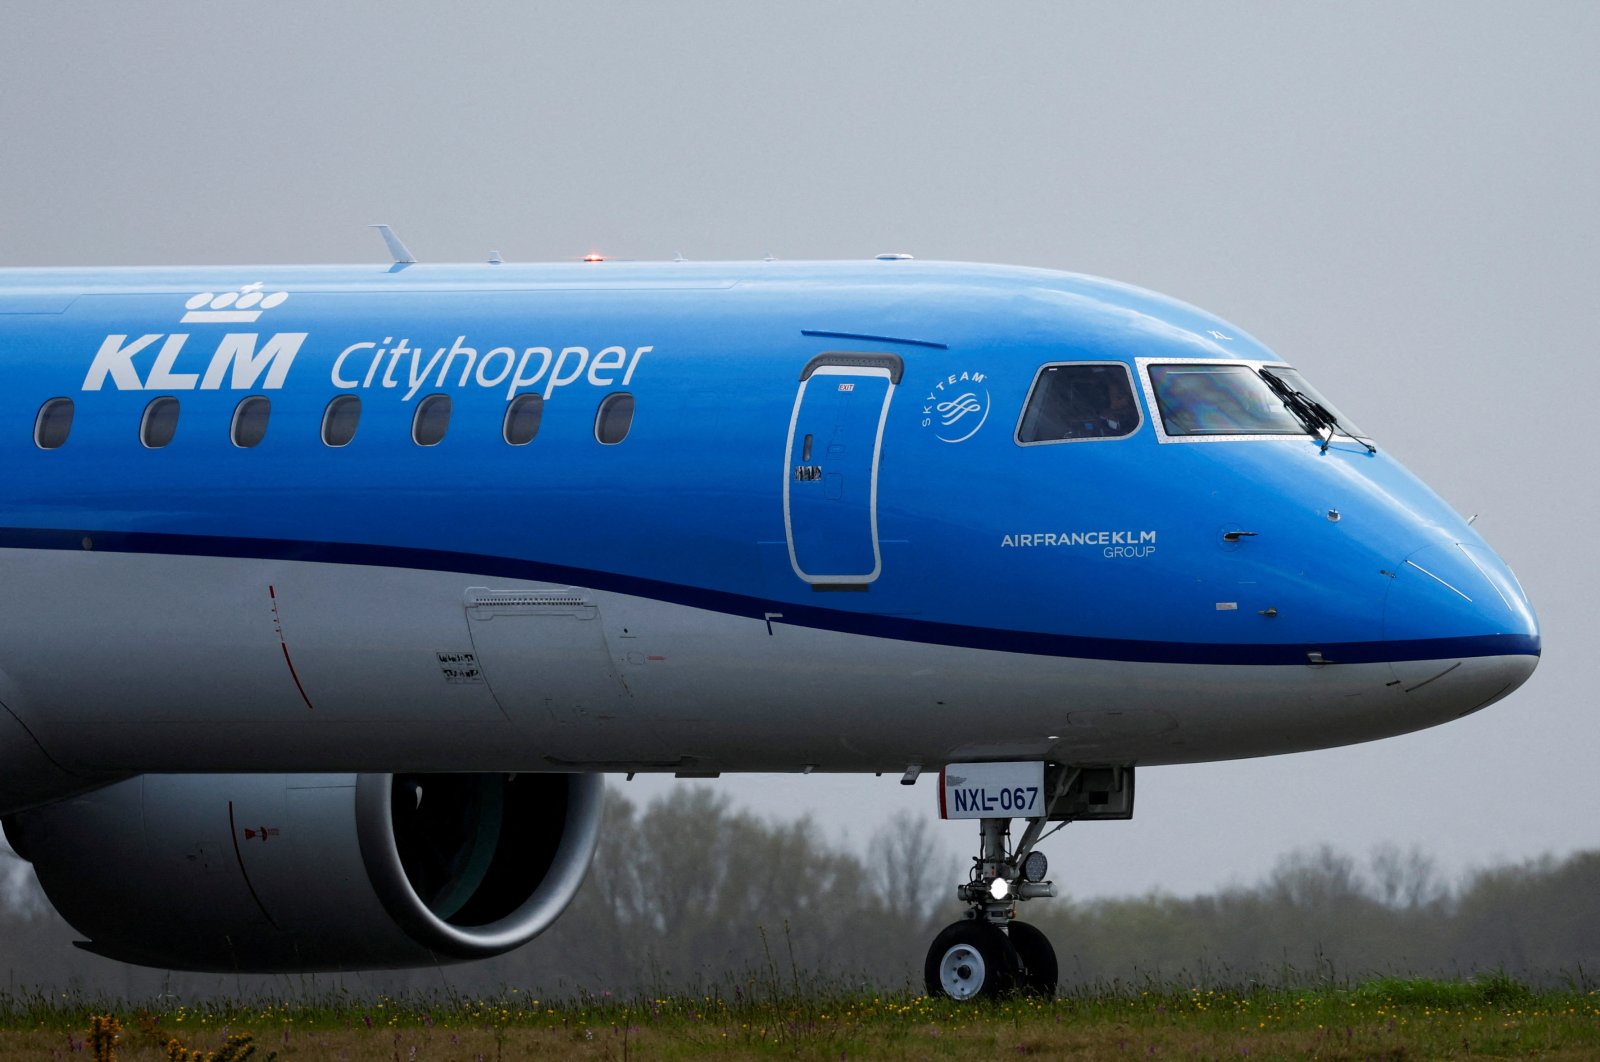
xmin=182 ymin=282 xmax=289 ymax=324
xmin=921 ymin=369 xmax=991 ymax=444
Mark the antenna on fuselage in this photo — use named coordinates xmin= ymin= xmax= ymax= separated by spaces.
xmin=369 ymin=224 xmax=418 ymax=265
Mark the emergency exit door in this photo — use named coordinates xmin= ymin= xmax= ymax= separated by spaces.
xmin=782 ymin=353 xmax=902 ymax=587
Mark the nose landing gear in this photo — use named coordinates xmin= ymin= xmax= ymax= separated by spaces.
xmin=923 ymin=814 xmax=1058 ymax=998
xmin=922 ymin=764 xmax=1133 ymax=1000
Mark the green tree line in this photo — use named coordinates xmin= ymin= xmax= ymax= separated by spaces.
xmin=2 ymin=785 xmax=1597 ymax=999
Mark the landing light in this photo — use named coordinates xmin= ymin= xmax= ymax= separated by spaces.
xmin=1022 ymin=851 xmax=1048 ymax=882
xmin=583 ymin=254 xmax=605 ymax=263
xmin=988 ymin=877 xmax=1010 ymax=900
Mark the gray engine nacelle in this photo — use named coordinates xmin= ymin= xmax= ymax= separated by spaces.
xmin=1 ymin=771 xmax=603 ymax=972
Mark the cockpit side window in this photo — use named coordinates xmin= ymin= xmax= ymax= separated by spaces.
xmin=1016 ymin=363 xmax=1142 ymax=444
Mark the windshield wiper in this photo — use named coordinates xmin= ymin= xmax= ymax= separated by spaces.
xmin=1258 ymin=368 xmax=1376 ymax=454
xmin=1257 ymin=368 xmax=1328 ymax=439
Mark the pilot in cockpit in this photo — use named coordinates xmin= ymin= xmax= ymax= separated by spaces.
xmin=1061 ymin=376 xmax=1109 ymax=438
xmin=1098 ymin=380 xmax=1138 ymax=435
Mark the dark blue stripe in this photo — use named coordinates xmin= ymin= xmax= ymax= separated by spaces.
xmin=5 ymin=527 xmax=1540 ymax=667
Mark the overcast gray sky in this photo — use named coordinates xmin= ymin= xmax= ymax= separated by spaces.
xmin=2 ymin=3 xmax=1595 ymax=901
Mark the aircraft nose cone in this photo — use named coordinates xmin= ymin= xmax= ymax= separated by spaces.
xmin=1382 ymin=541 xmax=1540 ymax=715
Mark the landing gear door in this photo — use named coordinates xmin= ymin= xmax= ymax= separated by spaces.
xmin=938 ymin=763 xmax=1135 ymax=821
xmin=783 ymin=353 xmax=902 ymax=588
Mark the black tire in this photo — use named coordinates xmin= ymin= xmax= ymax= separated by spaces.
xmin=1007 ymin=920 xmax=1058 ymax=997
xmin=924 ymin=920 xmax=1019 ymax=1000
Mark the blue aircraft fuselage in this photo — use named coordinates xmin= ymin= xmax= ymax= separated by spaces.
xmin=0 ymin=258 xmax=1539 ymax=806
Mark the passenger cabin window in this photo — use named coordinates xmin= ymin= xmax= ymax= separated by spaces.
xmin=503 ymin=394 xmax=543 ymax=445
xmin=140 ymin=396 xmax=180 ymax=448
xmin=1016 ymin=364 xmax=1141 ymax=444
xmin=34 ymin=397 xmax=74 ymax=449
xmin=231 ymin=395 xmax=271 ymax=448
xmin=412 ymin=394 xmax=452 ymax=446
xmin=1147 ymin=363 xmax=1367 ymax=439
xmin=595 ymin=393 xmax=634 ymax=445
xmin=322 ymin=395 xmax=362 ymax=447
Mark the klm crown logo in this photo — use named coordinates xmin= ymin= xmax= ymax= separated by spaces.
xmin=182 ymin=282 xmax=289 ymax=324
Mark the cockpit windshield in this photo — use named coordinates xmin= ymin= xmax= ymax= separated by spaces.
xmin=1146 ymin=363 xmax=1368 ymax=442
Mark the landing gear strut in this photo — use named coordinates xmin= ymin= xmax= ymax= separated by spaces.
xmin=922 ymin=764 xmax=1133 ymax=1000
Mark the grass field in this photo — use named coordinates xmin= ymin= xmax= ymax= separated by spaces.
xmin=3 ymin=976 xmax=1598 ymax=1060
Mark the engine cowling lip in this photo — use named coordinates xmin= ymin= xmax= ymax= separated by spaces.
xmin=354 ymin=771 xmax=604 ymax=959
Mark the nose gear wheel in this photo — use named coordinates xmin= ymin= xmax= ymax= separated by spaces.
xmin=924 ymin=920 xmax=1018 ymax=1000
xmin=1007 ymin=920 xmax=1058 ymax=996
